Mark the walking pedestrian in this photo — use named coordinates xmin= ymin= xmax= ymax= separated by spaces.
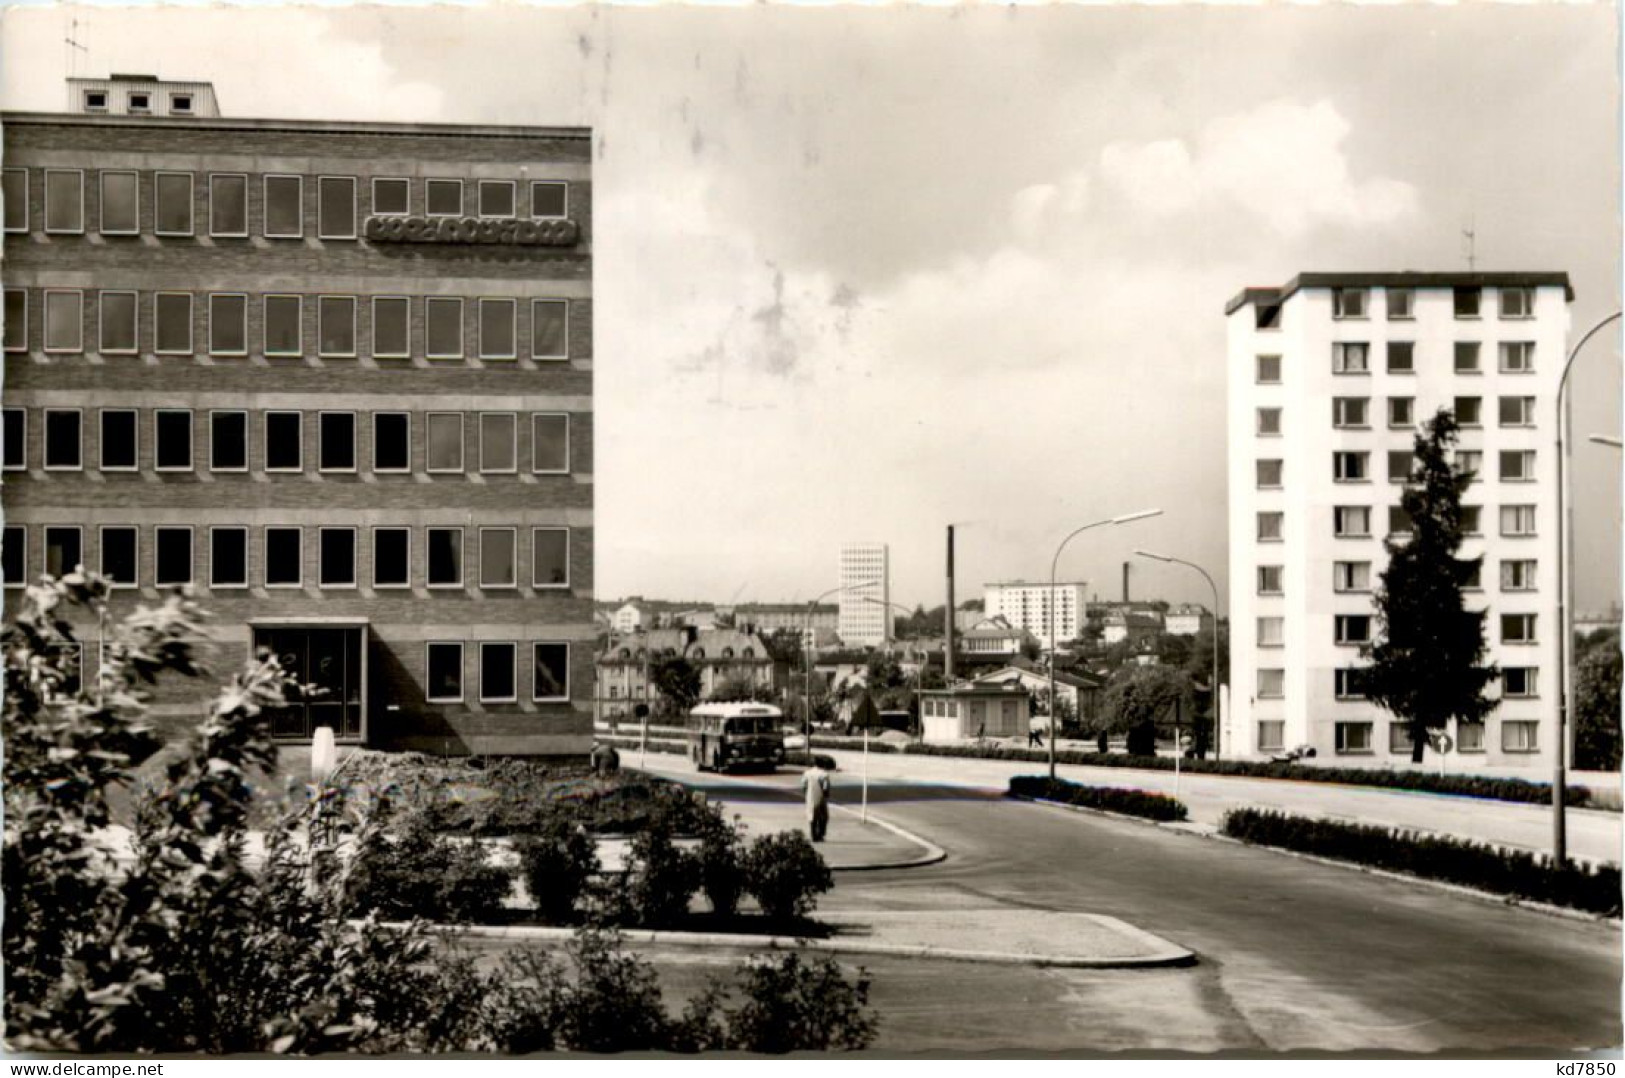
xmin=801 ymin=760 xmax=832 ymax=842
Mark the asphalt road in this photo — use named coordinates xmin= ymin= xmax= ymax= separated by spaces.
xmin=661 ymin=762 xmax=1622 ymax=1055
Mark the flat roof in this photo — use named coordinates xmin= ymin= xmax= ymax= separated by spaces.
xmin=1225 ymin=271 xmax=1573 ymax=315
xmin=0 ymin=111 xmax=589 ymax=141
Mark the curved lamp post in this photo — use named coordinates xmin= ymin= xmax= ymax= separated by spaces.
xmin=1048 ymin=509 xmax=1163 ymax=780
xmin=1135 ymin=550 xmax=1222 ymax=762
xmin=804 ymin=580 xmax=877 ymax=746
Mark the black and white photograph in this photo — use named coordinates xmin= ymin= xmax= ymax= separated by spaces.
xmin=0 ymin=0 xmax=1620 ymax=1062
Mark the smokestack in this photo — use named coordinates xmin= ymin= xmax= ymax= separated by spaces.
xmin=944 ymin=525 xmax=956 ymax=682
xmin=1123 ymin=561 xmax=1130 ymax=604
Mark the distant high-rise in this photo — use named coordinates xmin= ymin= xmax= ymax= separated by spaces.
xmin=837 ymin=542 xmax=890 ymax=646
xmin=983 ymin=581 xmax=1087 ymax=649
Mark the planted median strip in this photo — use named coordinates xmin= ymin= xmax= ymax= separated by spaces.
xmin=1007 ymin=775 xmax=1190 ymax=823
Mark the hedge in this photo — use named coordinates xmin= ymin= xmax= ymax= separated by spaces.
xmin=1008 ymin=775 xmax=1189 ymax=822
xmin=897 ymin=743 xmax=1599 ymax=809
xmin=1221 ymin=807 xmax=1622 ymax=916
xmin=810 ymin=736 xmax=901 ymax=753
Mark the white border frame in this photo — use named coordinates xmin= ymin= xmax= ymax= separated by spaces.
xmin=370 ymin=296 xmax=411 ymax=359
xmin=478 ymin=412 xmax=519 ymax=474
xmin=153 ymin=525 xmax=195 ymax=588
xmin=478 ymin=298 xmax=518 ymax=360
xmin=263 ymin=526 xmax=304 ymax=589
xmin=478 ymin=179 xmax=518 ymax=219
xmin=208 ymin=293 xmax=249 ymax=357
xmin=478 ymin=641 xmax=519 ymax=703
xmin=208 ymin=525 xmax=250 ymax=587
xmin=43 ymin=525 xmax=84 ymax=578
xmin=43 ymin=289 xmax=84 ymax=354
xmin=2 ymin=407 xmax=26 ymax=472
xmin=530 ymin=412 xmax=571 ymax=475
xmin=317 ymin=295 xmax=358 ymax=359
xmin=98 ymin=170 xmax=140 ymax=236
xmin=531 ymin=641 xmax=571 ymax=703
xmin=155 ymin=292 xmax=195 ymax=355
xmin=263 ymin=410 xmax=304 ymax=473
xmin=425 ymin=641 xmax=465 ymax=703
xmin=154 ymin=172 xmax=195 ymax=238
xmin=208 ymin=173 xmax=250 ymax=239
xmin=425 ymin=297 xmax=465 ymax=360
xmin=425 ymin=526 xmax=465 ymax=589
xmin=425 ymin=178 xmax=464 ymax=218
xmin=425 ymin=411 xmax=465 ymax=473
xmin=2 ymin=525 xmax=25 ymax=588
xmin=153 ymin=409 xmax=195 ymax=473
xmin=531 ymin=526 xmax=571 ymax=590
xmin=371 ymin=526 xmax=412 ymax=589
xmin=263 ymin=294 xmax=303 ymax=358
xmin=3 ymin=167 xmax=29 ymax=234
xmin=43 ymin=169 xmax=85 ymax=235
xmin=372 ymin=411 xmax=411 ymax=474
xmin=98 ymin=525 xmax=140 ymax=589
xmin=317 ymin=526 xmax=359 ymax=589
xmin=209 ymin=410 xmax=250 ymax=473
xmin=316 ymin=175 xmax=358 ymax=241
xmin=262 ymin=174 xmax=305 ymax=239
xmin=371 ymin=177 xmax=410 ymax=217
xmin=530 ymin=298 xmax=570 ymax=361
xmin=98 ymin=408 xmax=139 ymax=472
xmin=317 ymin=411 xmax=359 ymax=474
xmin=97 ymin=290 xmax=139 ymax=355
xmin=42 ymin=408 xmax=83 ymax=472
xmin=478 ymin=526 xmax=519 ymax=590
xmin=5 ymin=288 xmax=28 ymax=353
xmin=530 ymin=180 xmax=568 ymax=220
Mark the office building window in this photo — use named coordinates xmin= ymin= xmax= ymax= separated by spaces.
xmin=1334 ymin=668 xmax=1365 ymax=699
xmin=1453 ymin=287 xmax=1481 ymax=318
xmin=3 ymin=168 xmax=27 ymax=233
xmin=1332 ymin=397 xmax=1368 ymax=428
xmin=1387 ymin=505 xmax=1413 ymax=537
xmin=1333 ymin=452 xmax=1369 ymax=482
xmin=1500 ymin=341 xmax=1535 ymax=373
xmin=155 ymin=527 xmax=193 ymax=587
xmin=1500 ymin=505 xmax=1537 ymax=537
xmin=1453 ymin=341 xmax=1481 ymax=373
xmin=98 ymin=291 xmax=138 ymax=355
xmin=318 ymin=296 xmax=357 ymax=358
xmin=44 ymin=526 xmax=83 ymax=579
xmin=1255 ymin=354 xmax=1281 ymax=384
xmin=1500 ymin=559 xmax=1537 ymax=592
xmin=1387 ymin=450 xmax=1414 ymax=483
xmin=263 ymin=175 xmax=303 ymax=238
xmin=532 ymin=299 xmax=568 ymax=360
xmin=1386 ymin=341 xmax=1414 ymax=373
xmin=480 ymin=528 xmax=517 ymax=589
xmin=372 ymin=297 xmax=410 ymax=358
xmin=1501 ymin=614 xmax=1537 ymax=644
xmin=43 ymin=409 xmax=82 ymax=471
xmin=531 ymin=182 xmax=567 ymax=219
xmin=155 ymin=172 xmax=193 ymax=236
xmin=478 ymin=180 xmax=516 ymax=218
xmin=1499 ymin=396 xmax=1536 ymax=428
xmin=1333 ymin=561 xmax=1371 ymax=592
xmin=534 ymin=643 xmax=570 ymax=701
xmin=479 ymin=413 xmax=517 ymax=474
xmin=1333 ymin=506 xmax=1371 ymax=538
xmin=1335 ymin=615 xmax=1372 ymax=645
xmin=3 ymin=408 xmax=26 ymax=471
xmin=1332 ymin=342 xmax=1369 ymax=374
xmin=1256 ymin=407 xmax=1281 ymax=436
xmin=1504 ymin=668 xmax=1538 ymax=698
xmin=2 ymin=526 xmax=22 ymax=588
xmin=264 ymin=527 xmax=303 ymax=588
xmin=426 ymin=642 xmax=464 ymax=702
xmin=1332 ymin=288 xmax=1368 ymax=319
xmin=99 ymin=171 xmax=139 ymax=235
xmin=479 ymin=299 xmax=517 ymax=360
xmin=264 ymin=295 xmax=302 ymax=356
xmin=1461 ymin=505 xmax=1482 ymax=535
xmin=100 ymin=526 xmax=138 ymax=588
xmin=155 ymin=410 xmax=193 ymax=471
xmin=532 ymin=413 xmax=570 ymax=474
xmin=1256 ymin=721 xmax=1285 ymax=753
xmin=1453 ymin=396 xmax=1481 ymax=427
xmin=209 ymin=294 xmax=248 ymax=356
xmin=1388 ymin=397 xmax=1414 ymax=428
xmin=156 ymin=293 xmax=193 ymax=354
xmin=1335 ymin=722 xmax=1374 ymax=754
xmin=1256 ymin=459 xmax=1283 ymax=489
xmin=373 ymin=528 xmax=410 ymax=588
xmin=264 ymin=411 xmax=303 ymax=472
xmin=1256 ymin=511 xmax=1283 ymax=542
xmin=373 ymin=412 xmax=410 ymax=473
xmin=100 ymin=409 xmax=137 ymax=471
xmin=426 ymin=297 xmax=464 ymax=359
xmin=1386 ymin=288 xmax=1414 ymax=320
xmin=1457 ymin=722 xmax=1485 ymax=753
xmin=317 ymin=176 xmax=357 ymax=240
xmin=372 ymin=178 xmax=409 ymax=216
xmin=1257 ymin=565 xmax=1283 ymax=595
xmin=426 ymin=179 xmax=463 ymax=217
xmin=1388 ymin=724 xmax=1414 ymax=755
xmin=1502 ymin=721 xmax=1538 ymax=754
xmin=427 ymin=528 xmax=464 ymax=588
xmin=318 ymin=528 xmax=357 ymax=588
xmin=1499 ymin=450 xmax=1535 ymax=482
xmin=1257 ymin=669 xmax=1284 ymax=698
xmin=1257 ymin=616 xmax=1284 ymax=648
xmin=44 ymin=291 xmax=83 ymax=353
xmin=533 ymin=528 xmax=570 ymax=588
xmin=1500 ymin=287 xmax=1534 ymax=319
xmin=209 ymin=174 xmax=248 ymax=237
xmin=210 ymin=411 xmax=248 ymax=472
xmin=210 ymin=527 xmax=248 ymax=589
xmin=318 ymin=412 xmax=357 ymax=472
xmin=4 ymin=289 xmax=25 ymax=352
xmin=45 ymin=170 xmax=85 ymax=234
xmin=426 ymin=413 xmax=465 ymax=473
xmin=478 ymin=642 xmax=518 ymax=703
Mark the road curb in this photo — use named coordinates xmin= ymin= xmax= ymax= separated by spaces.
xmin=826 ymin=804 xmax=948 ymax=872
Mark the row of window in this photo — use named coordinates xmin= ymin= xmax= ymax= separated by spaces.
xmin=1259 ymin=505 xmax=1536 ymax=542
xmin=1255 ymin=560 xmax=1536 ymax=598
xmin=1257 ymin=396 xmax=1538 ymax=435
xmin=1256 ymin=450 xmax=1537 ymax=488
xmin=1328 ymin=286 xmax=1537 ymax=322
xmin=2 ymin=524 xmax=572 ymax=592
xmin=1253 ymin=609 xmax=1539 ymax=652
xmin=1255 ymin=341 xmax=1536 ymax=381
xmin=1257 ymin=612 xmax=1542 ymax=650
xmin=1256 ymin=719 xmax=1538 ymax=756
xmin=81 ymin=86 xmax=197 ymax=114
xmin=2 ymin=169 xmax=571 ymax=238
xmin=5 ymin=290 xmax=572 ymax=362
xmin=3 ymin=409 xmax=571 ymax=477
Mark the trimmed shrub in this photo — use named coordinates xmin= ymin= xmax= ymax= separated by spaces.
xmin=1221 ymin=807 xmax=1623 ymax=916
xmin=809 ymin=736 xmax=901 ymax=753
xmin=518 ymin=814 xmax=600 ymax=924
xmin=744 ymin=831 xmax=833 ymax=922
xmin=345 ymin=811 xmax=514 ymax=923
xmin=1008 ymin=775 xmax=1189 ymax=822
xmin=695 ymin=807 xmax=748 ymax=917
xmin=622 ymin=820 xmax=701 ymax=927
xmin=725 ymin=952 xmax=877 ymax=1053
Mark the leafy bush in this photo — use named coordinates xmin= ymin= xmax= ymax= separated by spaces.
xmin=1008 ymin=775 xmax=1189 ymax=822
xmin=1221 ymin=808 xmax=1623 ymax=916
xmin=518 ymin=814 xmax=600 ymax=924
xmin=622 ymin=819 xmax=702 ymax=927
xmin=345 ymin=808 xmax=514 ymax=923
xmin=695 ymin=805 xmax=748 ymax=917
xmin=725 ymin=952 xmax=878 ymax=1052
xmin=810 ymin=736 xmax=901 ymax=753
xmin=744 ymin=831 xmax=833 ymax=922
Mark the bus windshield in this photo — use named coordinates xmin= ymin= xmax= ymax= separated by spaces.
xmin=724 ymin=717 xmax=759 ymax=736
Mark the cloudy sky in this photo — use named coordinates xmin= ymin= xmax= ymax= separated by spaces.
xmin=3 ymin=3 xmax=1619 ymax=613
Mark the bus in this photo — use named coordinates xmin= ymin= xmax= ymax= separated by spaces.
xmin=688 ymin=702 xmax=787 ymax=773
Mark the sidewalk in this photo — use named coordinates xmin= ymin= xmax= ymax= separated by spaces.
xmin=694 ymin=791 xmax=944 ymax=871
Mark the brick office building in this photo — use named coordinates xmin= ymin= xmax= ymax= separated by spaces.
xmin=1 ymin=76 xmax=595 ymax=756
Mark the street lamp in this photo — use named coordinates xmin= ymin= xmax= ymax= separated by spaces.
xmin=803 ymin=580 xmax=877 ymax=746
xmin=1587 ymin=435 xmax=1623 ymax=449
xmin=1048 ymin=509 xmax=1163 ymax=780
xmin=1135 ymin=550 xmax=1222 ymax=762
xmin=1554 ymin=309 xmax=1621 ymax=864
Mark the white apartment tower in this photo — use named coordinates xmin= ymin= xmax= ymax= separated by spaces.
xmin=984 ymin=581 xmax=1088 ymax=649
xmin=838 ymin=542 xmax=891 ymax=646
xmin=1227 ymin=272 xmax=1570 ymax=769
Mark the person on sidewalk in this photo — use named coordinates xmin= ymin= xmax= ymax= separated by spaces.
xmin=801 ymin=761 xmax=832 ymax=842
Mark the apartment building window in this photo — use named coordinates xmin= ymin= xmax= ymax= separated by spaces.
xmin=1333 ymin=561 xmax=1371 ymax=593
xmin=4 ymin=289 xmax=25 ymax=352
xmin=1333 ymin=506 xmax=1371 ymax=537
xmin=1454 ymin=287 xmax=1481 ymax=318
xmin=427 ymin=528 xmax=464 ymax=588
xmin=531 ymin=299 xmax=569 ymax=360
xmin=1256 ymin=460 xmax=1283 ymax=489
xmin=1463 ymin=560 xmax=1483 ymax=590
xmin=1386 ymin=398 xmax=1414 ymax=429
xmin=318 ymin=177 xmax=357 ymax=240
xmin=1386 ymin=288 xmax=1414 ymax=320
xmin=1256 ymin=512 xmax=1283 ymax=542
xmin=373 ymin=413 xmax=410 ymax=473
xmin=210 ymin=411 xmax=248 ymax=472
xmin=263 ymin=175 xmax=303 ymax=238
xmin=1334 ymin=668 xmax=1366 ymax=699
xmin=43 ymin=409 xmax=82 ymax=471
xmin=477 ymin=643 xmax=518 ymax=703
xmin=1504 ymin=668 xmax=1538 ymax=698
xmin=372 ymin=178 xmax=409 ymax=216
xmin=531 ymin=182 xmax=568 ymax=219
xmin=426 ymin=642 xmax=464 ymax=702
xmin=1387 ymin=505 xmax=1413 ymax=537
xmin=45 ymin=170 xmax=85 ymax=234
xmin=1332 ymin=397 xmax=1369 ymax=428
xmin=478 ymin=413 xmax=518 ymax=474
xmin=1453 ymin=397 xmax=1481 ymax=427
xmin=210 ymin=294 xmax=248 ymax=356
xmin=1333 ymin=452 xmax=1369 ymax=482
xmin=534 ymin=643 xmax=570 ymax=702
xmin=1257 ymin=669 xmax=1284 ymax=698
xmin=155 ymin=172 xmax=193 ymax=236
xmin=532 ymin=414 xmax=570 ymax=474
xmin=318 ymin=297 xmax=357 ymax=358
xmin=3 ymin=408 xmax=26 ymax=471
xmin=1502 ymin=721 xmax=1538 ymax=754
xmin=1257 ymin=565 xmax=1283 ymax=595
xmin=264 ymin=295 xmax=303 ymax=356
xmin=1256 ymin=720 xmax=1286 ymax=753
xmin=155 ymin=527 xmax=193 ymax=587
xmin=1257 ymin=616 xmax=1284 ymax=647
xmin=426 ymin=298 xmax=464 ymax=359
xmin=479 ymin=528 xmax=518 ymax=589
xmin=100 ymin=409 xmax=138 ymax=471
xmin=1387 ymin=450 xmax=1414 ymax=484
xmin=1500 ymin=559 xmax=1537 ymax=591
xmin=44 ymin=291 xmax=83 ymax=354
xmin=1453 ymin=342 xmax=1481 ymax=374
xmin=1500 ymin=505 xmax=1537 ymax=537
xmin=318 ymin=528 xmax=357 ymax=588
xmin=3 ymin=168 xmax=27 ymax=233
xmin=44 ymin=526 xmax=83 ymax=579
xmin=1499 ymin=450 xmax=1535 ymax=482
xmin=1499 ymin=396 xmax=1536 ymax=428
xmin=99 ymin=171 xmax=139 ymax=235
xmin=1461 ymin=506 xmax=1482 ymax=535
xmin=1335 ymin=615 xmax=1372 ymax=645
xmin=156 ymin=293 xmax=193 ymax=354
xmin=373 ymin=528 xmax=410 ymax=588
xmin=1500 ymin=287 xmax=1534 ymax=319
xmin=1501 ymin=613 xmax=1537 ymax=644
xmin=1335 ymin=722 xmax=1373 ymax=754
xmin=426 ymin=179 xmax=463 ymax=217
xmin=479 ymin=299 xmax=517 ymax=360
xmin=2 ymin=526 xmax=22 ymax=588
xmin=533 ymin=528 xmax=570 ymax=588
xmin=1332 ymin=288 xmax=1368 ymax=319
xmin=1332 ymin=342 xmax=1369 ymax=374
xmin=1500 ymin=342 xmax=1535 ymax=373
xmin=100 ymin=526 xmax=138 ymax=588
xmin=426 ymin=413 xmax=465 ymax=473
xmin=95 ymin=291 xmax=138 ymax=355
xmin=209 ymin=174 xmax=248 ymax=237
xmin=1386 ymin=342 xmax=1414 ymax=374
xmin=477 ymin=180 xmax=517 ymax=219
xmin=210 ymin=527 xmax=248 ymax=589
xmin=1457 ymin=722 xmax=1485 ymax=753
xmin=1456 ymin=450 xmax=1482 ymax=480
xmin=372 ymin=297 xmax=410 ymax=359
xmin=1388 ymin=725 xmax=1414 ymax=755
xmin=1255 ymin=355 xmax=1281 ymax=384
xmin=1255 ymin=407 xmax=1282 ymax=436
xmin=264 ymin=411 xmax=304 ymax=472
xmin=318 ymin=412 xmax=357 ymax=472
xmin=264 ymin=528 xmax=303 ymax=588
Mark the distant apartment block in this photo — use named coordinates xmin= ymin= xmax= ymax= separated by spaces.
xmin=984 ymin=580 xmax=1086 ymax=649
xmin=837 ymin=542 xmax=890 ymax=646
xmin=1164 ymin=604 xmax=1212 ymax=636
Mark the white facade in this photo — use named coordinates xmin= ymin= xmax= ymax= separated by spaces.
xmin=837 ymin=542 xmax=891 ymax=646
xmin=1227 ymin=273 xmax=1569 ymax=769
xmin=984 ymin=581 xmax=1087 ymax=649
xmin=1165 ymin=605 xmax=1211 ymax=636
xmin=611 ymin=602 xmax=647 ymax=634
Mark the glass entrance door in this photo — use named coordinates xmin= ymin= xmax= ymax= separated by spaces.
xmin=255 ymin=626 xmax=366 ymax=740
